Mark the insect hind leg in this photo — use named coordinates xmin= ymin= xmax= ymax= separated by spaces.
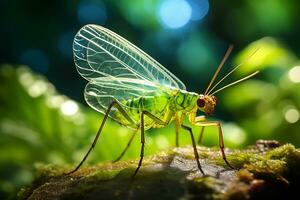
xmin=64 ymin=100 xmax=136 ymax=175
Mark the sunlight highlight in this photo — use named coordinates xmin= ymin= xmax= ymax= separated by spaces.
xmin=155 ymin=135 xmax=170 ymax=149
xmin=284 ymin=108 xmax=299 ymax=123
xmin=19 ymin=71 xmax=34 ymax=87
xmin=158 ymin=0 xmax=192 ymax=29
xmin=288 ymin=66 xmax=300 ymax=83
xmin=18 ymin=71 xmax=49 ymax=98
xmin=46 ymin=95 xmax=64 ymax=108
xmin=223 ymin=123 xmax=246 ymax=145
xmin=60 ymin=100 xmax=79 ymax=116
xmin=28 ymin=80 xmax=48 ymax=98
xmin=189 ymin=0 xmax=209 ymax=21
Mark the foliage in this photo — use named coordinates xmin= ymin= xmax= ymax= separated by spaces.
xmin=220 ymin=37 xmax=300 ymax=145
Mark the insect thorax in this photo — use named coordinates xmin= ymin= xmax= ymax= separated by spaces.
xmin=173 ymin=90 xmax=199 ymax=112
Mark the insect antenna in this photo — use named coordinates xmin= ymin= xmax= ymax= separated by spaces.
xmin=204 ymin=45 xmax=234 ymax=95
xmin=210 ymin=70 xmax=259 ymax=95
xmin=207 ymin=48 xmax=260 ymax=95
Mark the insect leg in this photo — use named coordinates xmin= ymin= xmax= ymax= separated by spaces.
xmin=195 ymin=115 xmax=206 ymax=145
xmin=175 ymin=113 xmax=179 ymax=147
xmin=113 ymin=128 xmax=139 ymax=163
xmin=175 ymin=113 xmax=185 ymax=147
xmin=143 ymin=111 xmax=168 ymax=125
xmin=195 ymin=121 xmax=234 ymax=169
xmin=181 ymin=124 xmax=205 ymax=175
xmin=132 ymin=112 xmax=146 ymax=179
xmin=132 ymin=111 xmax=168 ymax=178
xmin=198 ymin=127 xmax=205 ymax=145
xmin=65 ymin=100 xmax=136 ymax=175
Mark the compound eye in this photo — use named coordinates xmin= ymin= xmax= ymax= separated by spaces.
xmin=197 ymin=98 xmax=205 ymax=108
xmin=212 ymin=96 xmax=217 ymax=103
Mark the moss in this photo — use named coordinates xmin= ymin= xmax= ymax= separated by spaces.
xmin=19 ymin=141 xmax=300 ymax=200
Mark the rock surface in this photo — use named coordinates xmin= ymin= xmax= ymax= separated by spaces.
xmin=19 ymin=141 xmax=300 ymax=200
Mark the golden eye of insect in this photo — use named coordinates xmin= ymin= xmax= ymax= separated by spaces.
xmin=212 ymin=95 xmax=217 ymax=103
xmin=197 ymin=98 xmax=205 ymax=108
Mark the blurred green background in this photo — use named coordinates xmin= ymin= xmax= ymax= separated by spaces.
xmin=1 ymin=0 xmax=300 ymax=199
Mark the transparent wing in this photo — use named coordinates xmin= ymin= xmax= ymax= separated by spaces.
xmin=84 ymin=79 xmax=166 ymax=123
xmin=73 ymin=24 xmax=186 ymax=90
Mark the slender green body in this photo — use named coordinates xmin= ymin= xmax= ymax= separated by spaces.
xmin=112 ymin=89 xmax=199 ymax=130
xmin=68 ymin=25 xmax=243 ymax=176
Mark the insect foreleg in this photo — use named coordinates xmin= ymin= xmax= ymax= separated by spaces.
xmin=65 ymin=100 xmax=135 ymax=175
xmin=181 ymin=124 xmax=205 ymax=175
xmin=195 ymin=121 xmax=234 ymax=169
xmin=113 ymin=128 xmax=139 ymax=163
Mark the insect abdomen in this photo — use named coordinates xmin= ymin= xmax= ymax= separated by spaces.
xmin=113 ymin=92 xmax=175 ymax=129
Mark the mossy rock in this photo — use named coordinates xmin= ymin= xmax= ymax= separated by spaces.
xmin=19 ymin=141 xmax=300 ymax=200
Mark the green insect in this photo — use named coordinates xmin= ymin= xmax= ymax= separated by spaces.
xmin=66 ymin=24 xmax=258 ymax=177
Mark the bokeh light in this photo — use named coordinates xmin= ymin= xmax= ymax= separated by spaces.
xmin=288 ymin=66 xmax=300 ymax=83
xmin=18 ymin=68 xmax=52 ymax=98
xmin=223 ymin=123 xmax=247 ymax=146
xmin=188 ymin=0 xmax=209 ymax=21
xmin=158 ymin=0 xmax=192 ymax=29
xmin=20 ymin=49 xmax=49 ymax=74
xmin=284 ymin=107 xmax=300 ymax=124
xmin=46 ymin=95 xmax=65 ymax=109
xmin=27 ymin=80 xmax=48 ymax=98
xmin=77 ymin=2 xmax=107 ymax=25
xmin=155 ymin=135 xmax=170 ymax=149
xmin=117 ymin=0 xmax=160 ymax=28
xmin=60 ymin=100 xmax=79 ymax=116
